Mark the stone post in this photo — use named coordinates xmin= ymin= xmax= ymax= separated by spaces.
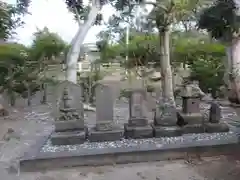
xmin=88 ymin=84 xmax=123 ymax=142
xmin=124 ymin=89 xmax=153 ymax=139
xmin=205 ymin=101 xmax=229 ymax=133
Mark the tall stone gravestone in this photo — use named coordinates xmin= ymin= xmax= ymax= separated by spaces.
xmin=51 ymin=80 xmax=87 ymax=145
xmin=124 ymin=89 xmax=153 ymax=139
xmin=88 ymin=84 xmax=123 ymax=142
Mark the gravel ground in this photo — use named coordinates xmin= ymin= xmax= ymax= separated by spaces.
xmin=0 ymin=84 xmax=240 ymax=179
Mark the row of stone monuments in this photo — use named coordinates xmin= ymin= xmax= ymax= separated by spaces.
xmin=51 ymin=80 xmax=229 ymax=145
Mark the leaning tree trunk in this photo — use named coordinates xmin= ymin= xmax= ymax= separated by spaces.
xmin=159 ymin=29 xmax=175 ymax=105
xmin=66 ymin=3 xmax=100 ymax=83
xmin=27 ymin=83 xmax=31 ymax=106
xmin=40 ymin=83 xmax=47 ymax=104
xmin=8 ymin=66 xmax=15 ymax=106
xmin=228 ymin=37 xmax=240 ymax=104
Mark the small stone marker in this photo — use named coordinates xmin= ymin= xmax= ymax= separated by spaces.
xmin=205 ymin=101 xmax=229 ymax=133
xmin=88 ymin=84 xmax=123 ymax=142
xmin=209 ymin=101 xmax=221 ymax=123
xmin=51 ymin=80 xmax=87 ymax=145
xmin=124 ymin=89 xmax=153 ymax=139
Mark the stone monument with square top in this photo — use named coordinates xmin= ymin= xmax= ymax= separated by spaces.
xmin=51 ymin=80 xmax=87 ymax=145
xmin=124 ymin=89 xmax=153 ymax=139
xmin=177 ymin=81 xmax=205 ymax=134
xmin=88 ymin=84 xmax=123 ymax=142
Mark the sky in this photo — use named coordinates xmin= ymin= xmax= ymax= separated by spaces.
xmin=5 ymin=0 xmax=115 ymax=46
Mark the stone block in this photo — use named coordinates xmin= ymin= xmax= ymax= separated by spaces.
xmin=154 ymin=114 xmax=177 ymax=127
xmin=182 ymin=96 xmax=201 ymax=114
xmin=153 ymin=126 xmax=182 ymax=137
xmin=88 ymin=128 xmax=123 ymax=142
xmin=182 ymin=124 xmax=204 ymax=134
xmin=209 ymin=101 xmax=221 ymax=123
xmin=51 ymin=128 xmax=87 ymax=145
xmin=204 ymin=123 xmax=229 ymax=133
xmin=128 ymin=118 xmax=148 ymax=127
xmin=124 ymin=124 xmax=153 ymax=139
xmin=177 ymin=112 xmax=203 ymax=125
xmin=95 ymin=121 xmax=114 ymax=131
xmin=54 ymin=120 xmax=84 ymax=132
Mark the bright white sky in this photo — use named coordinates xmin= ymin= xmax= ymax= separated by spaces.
xmin=5 ymin=0 xmax=115 ymax=46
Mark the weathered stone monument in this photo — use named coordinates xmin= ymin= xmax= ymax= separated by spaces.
xmin=124 ymin=89 xmax=153 ymax=139
xmin=205 ymin=101 xmax=229 ymax=133
xmin=153 ymin=103 xmax=181 ymax=137
xmin=177 ymin=81 xmax=205 ymax=133
xmin=51 ymin=80 xmax=87 ymax=145
xmin=88 ymin=84 xmax=123 ymax=142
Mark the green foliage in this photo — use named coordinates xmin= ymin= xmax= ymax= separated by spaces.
xmin=0 ymin=0 xmax=29 ymax=39
xmin=30 ymin=27 xmax=67 ymax=61
xmin=0 ymin=28 xmax=67 ymax=102
xmin=198 ymin=0 xmax=240 ymax=41
xmin=175 ymin=40 xmax=226 ymax=95
xmin=173 ymin=37 xmax=225 ymax=65
xmin=98 ymin=33 xmax=159 ymax=67
xmin=78 ymin=69 xmax=104 ymax=104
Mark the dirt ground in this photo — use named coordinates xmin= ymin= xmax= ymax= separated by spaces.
xmin=0 ymin=88 xmax=240 ymax=180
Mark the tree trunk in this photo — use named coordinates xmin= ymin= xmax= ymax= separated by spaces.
xmin=66 ymin=3 xmax=100 ymax=83
xmin=228 ymin=37 xmax=240 ymax=104
xmin=27 ymin=84 xmax=31 ymax=106
xmin=159 ymin=29 xmax=175 ymax=105
xmin=8 ymin=66 xmax=15 ymax=106
xmin=224 ymin=46 xmax=231 ymax=88
xmin=41 ymin=83 xmax=47 ymax=104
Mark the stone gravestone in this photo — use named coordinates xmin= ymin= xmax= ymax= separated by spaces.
xmin=209 ymin=101 xmax=221 ymax=123
xmin=88 ymin=84 xmax=123 ymax=142
xmin=205 ymin=101 xmax=229 ymax=133
xmin=51 ymin=80 xmax=87 ymax=145
xmin=124 ymin=89 xmax=153 ymax=139
xmin=153 ymin=102 xmax=181 ymax=137
xmin=177 ymin=81 xmax=205 ymax=134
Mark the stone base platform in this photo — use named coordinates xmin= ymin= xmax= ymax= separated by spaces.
xmin=51 ymin=127 xmax=88 ymax=146
xmin=54 ymin=120 xmax=85 ymax=132
xmin=88 ymin=128 xmax=124 ymax=142
xmin=182 ymin=124 xmax=205 ymax=134
xmin=204 ymin=123 xmax=229 ymax=133
xmin=124 ymin=124 xmax=153 ymax=139
xmin=20 ymin=130 xmax=240 ymax=171
xmin=177 ymin=112 xmax=203 ymax=125
xmin=153 ymin=126 xmax=182 ymax=137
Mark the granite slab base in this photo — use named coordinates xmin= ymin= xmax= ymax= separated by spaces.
xmin=181 ymin=124 xmax=205 ymax=134
xmin=128 ymin=118 xmax=148 ymax=126
xmin=178 ymin=112 xmax=203 ymax=125
xmin=124 ymin=124 xmax=153 ymax=139
xmin=20 ymin=130 xmax=240 ymax=171
xmin=51 ymin=127 xmax=88 ymax=145
xmin=88 ymin=128 xmax=124 ymax=142
xmin=153 ymin=126 xmax=182 ymax=137
xmin=54 ymin=120 xmax=85 ymax=132
xmin=204 ymin=123 xmax=229 ymax=133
